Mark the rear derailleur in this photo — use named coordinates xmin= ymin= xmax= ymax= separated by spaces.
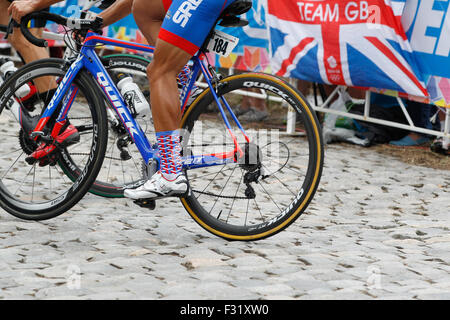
xmin=238 ymin=142 xmax=264 ymax=200
xmin=243 ymin=167 xmax=261 ymax=200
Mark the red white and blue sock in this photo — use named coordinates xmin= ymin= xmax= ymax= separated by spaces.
xmin=177 ymin=65 xmax=191 ymax=88
xmin=156 ymin=130 xmax=183 ymax=181
xmin=177 ymin=64 xmax=198 ymax=105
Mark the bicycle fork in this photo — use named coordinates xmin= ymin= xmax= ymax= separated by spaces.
xmin=31 ymin=57 xmax=84 ymax=142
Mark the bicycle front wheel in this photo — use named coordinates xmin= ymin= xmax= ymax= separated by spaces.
xmin=0 ymin=58 xmax=108 ymax=220
xmin=180 ymin=73 xmax=324 ymax=240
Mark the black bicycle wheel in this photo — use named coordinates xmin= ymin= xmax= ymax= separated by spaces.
xmin=0 ymin=58 xmax=108 ymax=220
xmin=180 ymin=73 xmax=324 ymax=240
xmin=58 ymin=54 xmax=151 ymax=198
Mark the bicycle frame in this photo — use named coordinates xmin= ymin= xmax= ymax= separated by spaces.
xmin=32 ymin=31 xmax=248 ymax=170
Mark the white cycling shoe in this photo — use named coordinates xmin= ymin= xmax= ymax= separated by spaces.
xmin=124 ymin=171 xmax=188 ymax=200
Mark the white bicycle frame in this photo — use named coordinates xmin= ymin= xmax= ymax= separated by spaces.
xmin=209 ymin=67 xmax=450 ymax=148
xmin=309 ymin=86 xmax=450 ymax=150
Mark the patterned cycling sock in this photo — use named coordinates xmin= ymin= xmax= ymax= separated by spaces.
xmin=156 ymin=130 xmax=183 ymax=181
xmin=177 ymin=64 xmax=191 ymax=88
xmin=177 ymin=64 xmax=198 ymax=105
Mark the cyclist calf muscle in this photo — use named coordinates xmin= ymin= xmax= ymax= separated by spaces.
xmin=146 ymin=42 xmax=191 ymax=132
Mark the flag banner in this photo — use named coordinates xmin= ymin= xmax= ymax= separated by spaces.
xmin=2 ymin=0 xmax=449 ymax=107
xmin=267 ymin=0 xmax=429 ymax=97
xmin=402 ymin=0 xmax=450 ymax=107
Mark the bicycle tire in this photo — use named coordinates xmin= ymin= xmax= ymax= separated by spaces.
xmin=180 ymin=73 xmax=324 ymax=241
xmin=0 ymin=58 xmax=108 ymax=220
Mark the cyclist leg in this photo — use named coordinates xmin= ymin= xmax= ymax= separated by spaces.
xmin=9 ymin=28 xmax=48 ymax=64
xmin=0 ymin=0 xmax=11 ymax=26
xmin=1 ymin=1 xmax=54 ymax=92
xmin=125 ymin=0 xmax=238 ymax=200
xmin=131 ymin=0 xmax=165 ymax=44
xmin=9 ymin=28 xmax=56 ymax=92
xmin=125 ymin=0 xmax=186 ymax=199
xmin=131 ymin=0 xmax=196 ymax=103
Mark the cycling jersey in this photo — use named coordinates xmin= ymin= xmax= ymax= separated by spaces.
xmin=159 ymin=0 xmax=239 ymax=56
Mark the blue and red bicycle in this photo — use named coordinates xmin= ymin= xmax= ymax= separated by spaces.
xmin=0 ymin=2 xmax=323 ymax=240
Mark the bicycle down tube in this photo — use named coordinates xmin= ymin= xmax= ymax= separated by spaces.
xmin=32 ymin=31 xmax=247 ymax=170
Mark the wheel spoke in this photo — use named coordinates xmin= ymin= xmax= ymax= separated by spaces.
xmin=257 ymin=175 xmax=283 ymax=214
xmin=208 ymin=165 xmax=237 ymax=215
xmin=194 ymin=164 xmax=228 ymax=201
xmin=226 ymin=169 xmax=245 ymax=223
xmin=14 ymin=164 xmax=36 ymax=196
xmin=261 ymin=163 xmax=297 ymax=197
xmin=0 ymin=56 xmax=154 ymax=218
xmin=1 ymin=151 xmax=25 ymax=179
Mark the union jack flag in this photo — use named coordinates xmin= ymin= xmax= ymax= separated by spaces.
xmin=267 ymin=0 xmax=428 ymax=97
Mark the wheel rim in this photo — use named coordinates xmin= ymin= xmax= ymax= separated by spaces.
xmin=0 ymin=66 xmax=102 ymax=212
xmin=181 ymin=74 xmax=323 ymax=238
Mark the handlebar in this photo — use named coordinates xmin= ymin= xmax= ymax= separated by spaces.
xmin=19 ymin=11 xmax=103 ymax=47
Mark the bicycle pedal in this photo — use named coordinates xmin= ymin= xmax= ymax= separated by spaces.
xmin=25 ymin=156 xmax=37 ymax=165
xmin=30 ymin=131 xmax=53 ymax=144
xmin=133 ymin=199 xmax=156 ymax=210
xmin=29 ymin=131 xmax=46 ymax=139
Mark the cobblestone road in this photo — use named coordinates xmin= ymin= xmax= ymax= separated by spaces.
xmin=0 ymin=144 xmax=448 ymax=300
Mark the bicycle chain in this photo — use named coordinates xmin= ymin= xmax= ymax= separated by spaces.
xmin=66 ymin=152 xmax=124 ymax=161
xmin=68 ymin=117 xmax=92 ymax=120
xmin=191 ymin=189 xmax=250 ymax=200
xmin=191 ymin=169 xmax=260 ymax=200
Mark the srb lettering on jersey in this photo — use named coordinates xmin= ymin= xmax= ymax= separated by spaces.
xmin=173 ymin=0 xmax=204 ymax=28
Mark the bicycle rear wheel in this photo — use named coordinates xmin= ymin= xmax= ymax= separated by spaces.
xmin=0 ymin=58 xmax=108 ymax=220
xmin=180 ymin=73 xmax=324 ymax=240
